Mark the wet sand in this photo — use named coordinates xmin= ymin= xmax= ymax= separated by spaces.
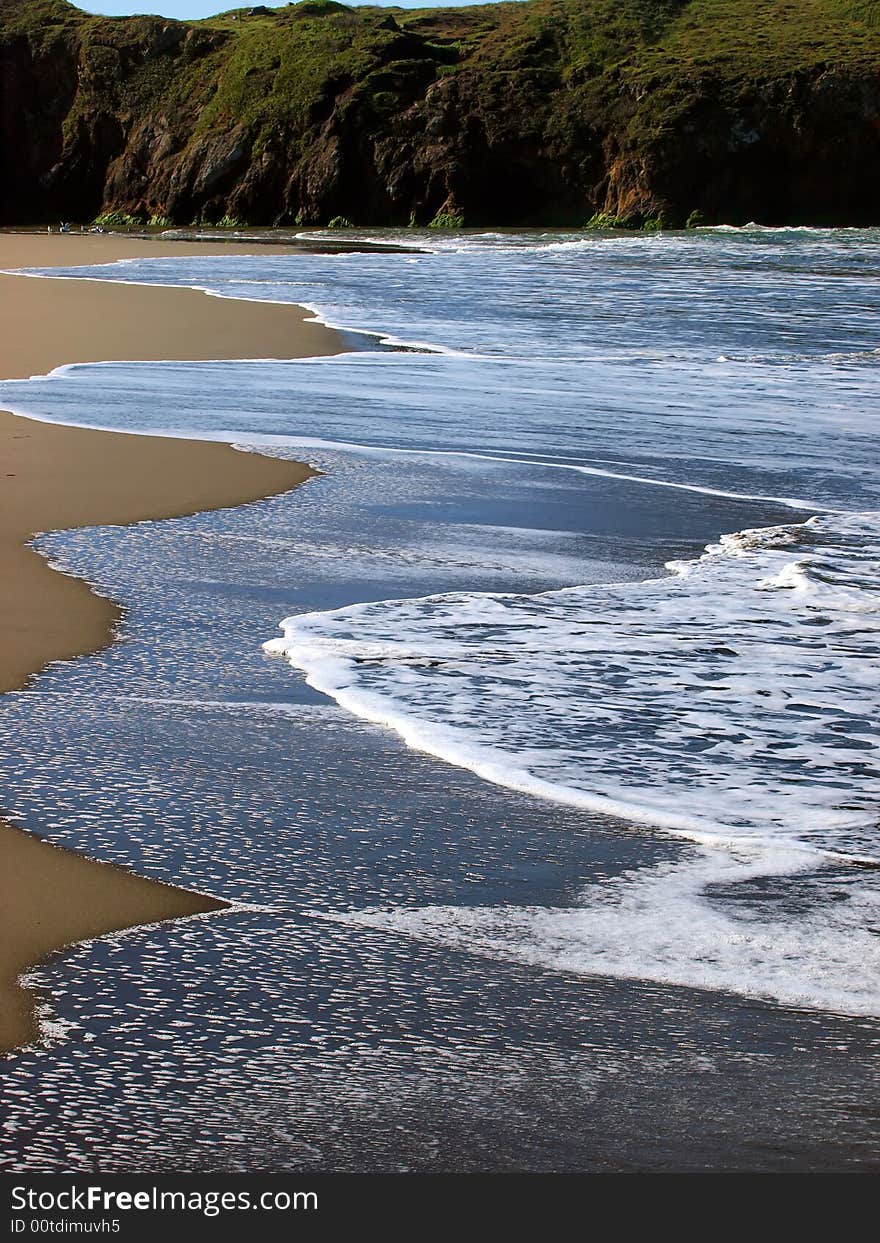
xmin=0 ymin=231 xmax=343 ymax=694
xmin=0 ymin=231 xmax=342 ymax=1054
xmin=0 ymin=827 xmax=225 ymax=1054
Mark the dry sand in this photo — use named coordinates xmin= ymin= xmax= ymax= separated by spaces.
xmin=0 ymin=231 xmax=343 ymax=694
xmin=0 ymin=231 xmax=343 ymax=379
xmin=0 ymin=231 xmax=342 ymax=1054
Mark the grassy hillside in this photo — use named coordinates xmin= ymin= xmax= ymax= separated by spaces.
xmin=2 ymin=0 xmax=880 ymax=225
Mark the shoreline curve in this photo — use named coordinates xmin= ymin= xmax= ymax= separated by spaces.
xmin=0 ymin=230 xmax=342 ymax=1056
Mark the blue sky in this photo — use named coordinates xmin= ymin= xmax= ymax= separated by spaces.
xmin=79 ymin=1 xmax=488 ymax=15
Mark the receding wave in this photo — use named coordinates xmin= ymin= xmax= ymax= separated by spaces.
xmin=9 ymin=226 xmax=880 ymax=1017
xmin=268 ymin=506 xmax=880 ymax=1017
xmin=266 ymin=511 xmax=880 ymax=863
xmin=328 ymin=846 xmax=880 ymax=1017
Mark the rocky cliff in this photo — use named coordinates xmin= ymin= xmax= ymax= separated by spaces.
xmin=2 ymin=0 xmax=880 ymax=228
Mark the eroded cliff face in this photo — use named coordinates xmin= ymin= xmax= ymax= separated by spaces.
xmin=598 ymin=70 xmax=880 ymax=226
xmin=2 ymin=0 xmax=880 ymax=228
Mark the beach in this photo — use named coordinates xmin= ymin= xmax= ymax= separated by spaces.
xmin=0 ymin=827 xmax=224 ymax=1054
xmin=0 ymin=231 xmax=342 ymax=1055
xmin=0 ymin=227 xmax=878 ymax=1172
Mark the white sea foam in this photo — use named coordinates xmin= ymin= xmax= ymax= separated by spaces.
xmin=7 ymin=228 xmax=880 ymax=1017
xmin=328 ymin=846 xmax=880 ymax=1017
xmin=266 ymin=511 xmax=880 ymax=862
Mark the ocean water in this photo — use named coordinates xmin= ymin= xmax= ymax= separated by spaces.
xmin=0 ymin=228 xmax=879 ymax=1170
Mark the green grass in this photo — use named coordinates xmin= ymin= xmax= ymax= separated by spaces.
xmin=427 ymin=208 xmax=465 ymax=228
xmin=93 ymin=210 xmax=145 ymax=226
xmin=12 ymin=0 xmax=880 ymax=136
xmin=5 ymin=0 xmax=880 ymax=225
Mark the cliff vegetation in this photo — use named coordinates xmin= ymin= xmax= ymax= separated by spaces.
xmin=2 ymin=0 xmax=880 ymax=226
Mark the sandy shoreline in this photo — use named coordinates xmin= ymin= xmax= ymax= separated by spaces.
xmin=0 ymin=231 xmax=342 ymax=1055
xmin=0 ymin=829 xmax=226 ymax=1054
